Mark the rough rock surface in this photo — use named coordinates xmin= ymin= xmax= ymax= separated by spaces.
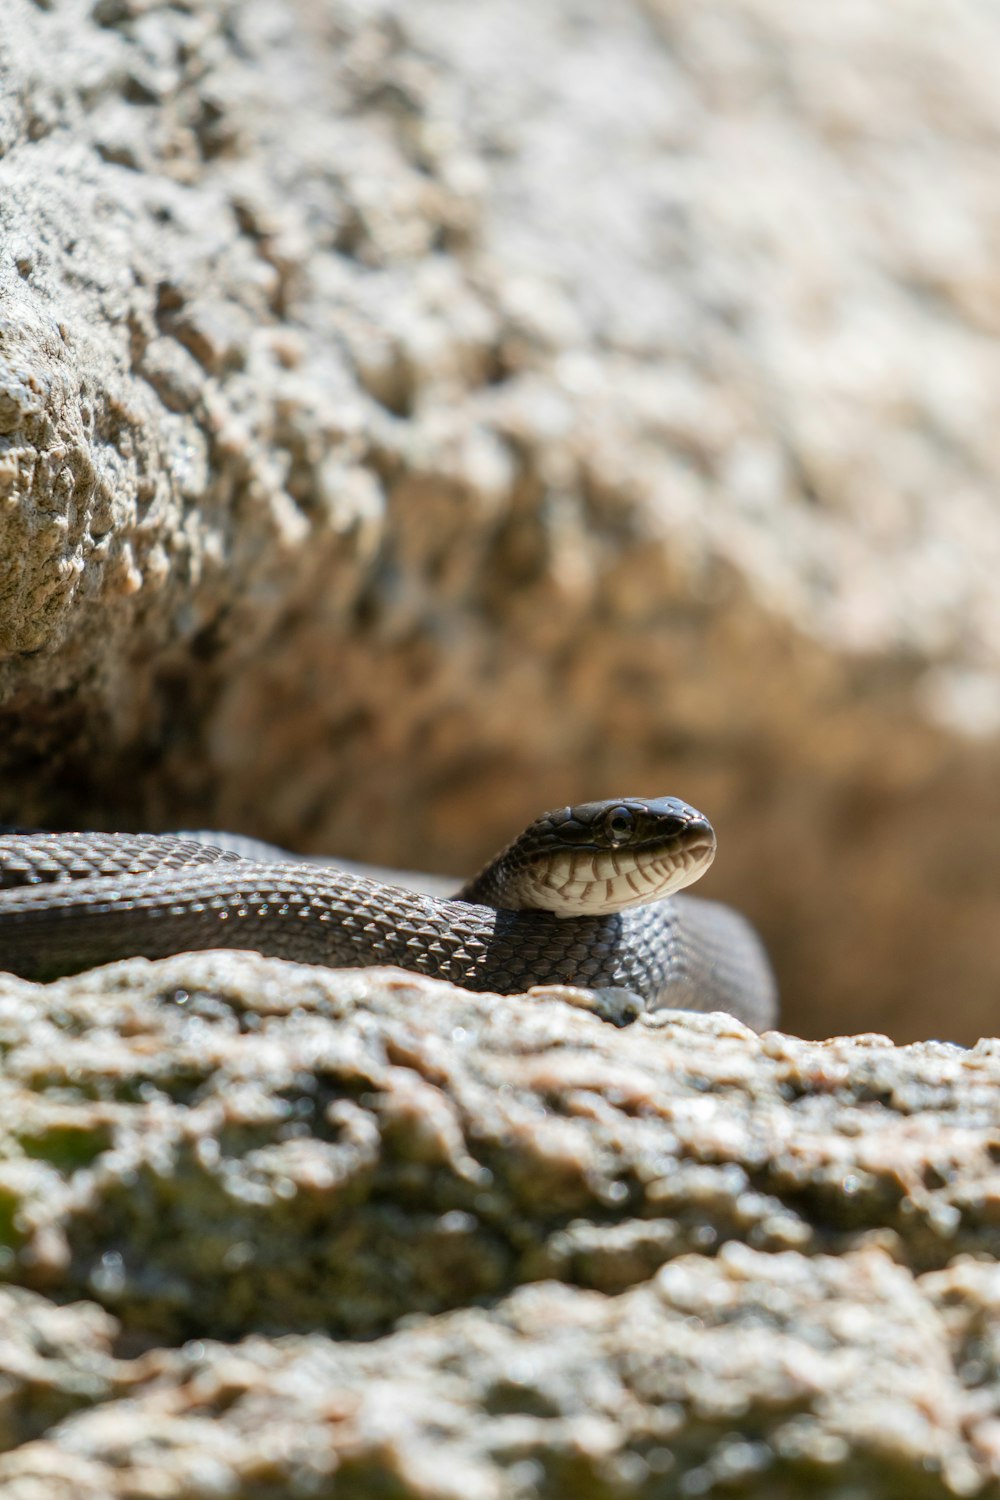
xmin=2 ymin=1 xmax=1000 ymax=1041
xmin=4 ymin=1253 xmax=1000 ymax=1500
xmin=0 ymin=955 xmax=999 ymax=1497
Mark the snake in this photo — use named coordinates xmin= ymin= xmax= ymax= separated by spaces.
xmin=0 ymin=796 xmax=777 ymax=1029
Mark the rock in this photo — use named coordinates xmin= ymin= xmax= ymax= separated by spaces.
xmin=4 ymin=1252 xmax=1000 ymax=1499
xmin=0 ymin=955 xmax=998 ymax=1495
xmin=3 ymin=953 xmax=998 ymax=1339
xmin=2 ymin=2 xmax=1000 ymax=1039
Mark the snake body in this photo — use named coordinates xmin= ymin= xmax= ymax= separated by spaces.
xmin=0 ymin=798 xmax=777 ymax=1030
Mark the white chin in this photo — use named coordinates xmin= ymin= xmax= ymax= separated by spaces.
xmin=525 ymin=846 xmax=715 ymax=915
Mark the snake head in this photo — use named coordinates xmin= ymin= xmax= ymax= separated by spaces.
xmin=459 ymin=795 xmax=717 ymax=915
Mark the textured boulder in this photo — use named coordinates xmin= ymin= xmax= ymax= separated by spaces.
xmin=2 ymin=2 xmax=1000 ymax=1040
xmin=4 ymin=1254 xmax=1000 ymax=1499
xmin=2 ymin=952 xmax=998 ymax=1341
xmin=0 ymin=955 xmax=999 ymax=1496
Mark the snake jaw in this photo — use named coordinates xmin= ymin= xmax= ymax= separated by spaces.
xmin=520 ymin=826 xmax=717 ymax=916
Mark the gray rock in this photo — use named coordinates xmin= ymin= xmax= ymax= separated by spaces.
xmin=2 ymin=953 xmax=998 ymax=1339
xmin=0 ymin=955 xmax=999 ymax=1496
xmin=3 ymin=1254 xmax=1000 ymax=1499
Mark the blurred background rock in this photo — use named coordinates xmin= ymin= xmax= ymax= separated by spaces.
xmin=1 ymin=0 xmax=999 ymax=1042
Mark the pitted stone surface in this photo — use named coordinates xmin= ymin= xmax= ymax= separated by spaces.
xmin=4 ymin=4 xmax=1000 ymax=1045
xmin=0 ymin=955 xmax=997 ymax=1337
xmin=0 ymin=955 xmax=999 ymax=1496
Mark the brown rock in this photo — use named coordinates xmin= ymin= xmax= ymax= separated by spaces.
xmin=2 ymin=1 xmax=1000 ymax=1044
xmin=4 ymin=2 xmax=1000 ymax=1040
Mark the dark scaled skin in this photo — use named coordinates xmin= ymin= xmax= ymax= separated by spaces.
xmin=0 ymin=805 xmax=778 ymax=1030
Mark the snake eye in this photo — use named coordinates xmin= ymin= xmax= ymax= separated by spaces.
xmin=605 ymin=806 xmax=634 ymax=843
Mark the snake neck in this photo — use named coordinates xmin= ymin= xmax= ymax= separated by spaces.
xmin=454 ymin=857 xmax=520 ymax=911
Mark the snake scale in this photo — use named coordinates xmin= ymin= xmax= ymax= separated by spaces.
xmin=0 ymin=796 xmax=777 ymax=1030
